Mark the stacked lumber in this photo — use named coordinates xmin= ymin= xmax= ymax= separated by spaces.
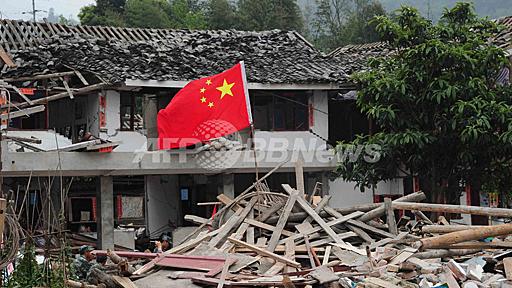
xmin=100 ymin=174 xmax=512 ymax=287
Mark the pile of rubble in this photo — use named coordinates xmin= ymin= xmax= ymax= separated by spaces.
xmin=1 ymin=30 xmax=348 ymax=85
xmin=79 ymin=167 xmax=512 ymax=287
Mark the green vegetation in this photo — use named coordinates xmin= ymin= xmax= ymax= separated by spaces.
xmin=334 ymin=3 xmax=512 ymax=204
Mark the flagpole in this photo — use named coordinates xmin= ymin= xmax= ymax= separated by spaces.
xmin=240 ymin=61 xmax=260 ymax=182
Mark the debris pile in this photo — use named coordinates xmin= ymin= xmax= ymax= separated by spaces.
xmin=1 ymin=30 xmax=347 ymax=84
xmin=80 ymin=169 xmax=512 ymax=288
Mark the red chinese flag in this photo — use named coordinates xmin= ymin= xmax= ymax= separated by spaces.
xmin=157 ymin=62 xmax=252 ymax=149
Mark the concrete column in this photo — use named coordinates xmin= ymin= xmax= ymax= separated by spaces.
xmin=143 ymin=95 xmax=158 ymax=151
xmin=221 ymin=174 xmax=235 ymax=199
xmin=97 ymin=176 xmax=114 ymax=250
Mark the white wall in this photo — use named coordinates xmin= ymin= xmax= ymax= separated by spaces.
xmin=328 ymin=178 xmax=374 ymax=208
xmin=146 ymin=175 xmax=180 ymax=238
xmin=328 ymin=177 xmax=405 ymax=208
xmin=99 ymin=90 xmax=148 ymax=152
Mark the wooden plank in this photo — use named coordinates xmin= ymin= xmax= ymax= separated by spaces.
xmin=346 ymin=219 xmax=396 ymax=239
xmin=278 ymin=211 xmax=363 ymax=244
xmin=0 ymin=46 xmax=15 ymax=67
xmin=346 ymin=224 xmax=375 ymax=244
xmin=256 ymin=201 xmax=283 ymax=222
xmin=61 ymin=77 xmax=74 ymax=99
xmin=112 ymin=276 xmax=138 ymax=288
xmin=0 ymin=105 xmax=45 ymax=120
xmin=368 ymin=232 xmax=409 ymax=250
xmin=389 ymin=247 xmax=417 ymax=265
xmin=227 ymin=237 xmax=301 ymax=268
xmin=504 ymin=258 xmax=512 ymax=280
xmin=220 ymin=222 xmax=250 ymax=251
xmin=322 ymin=246 xmax=331 ymax=265
xmin=5 ymin=20 xmax=26 ymax=49
xmin=294 ymin=157 xmax=305 ymax=197
xmin=1 ymin=71 xmax=77 ymax=82
xmin=385 ymin=198 xmax=398 ymax=235
xmin=208 ymin=213 xmax=242 ymax=247
xmin=0 ymin=199 xmax=6 ymax=243
xmin=330 ymin=242 xmax=366 ymax=256
xmin=217 ymin=256 xmax=234 ymax=288
xmin=74 ymin=71 xmax=89 ymax=86
xmin=267 ymin=191 xmax=298 ymax=252
xmin=244 ymin=218 xmax=294 ymax=237
xmin=304 ymin=234 xmax=316 ymax=268
xmin=282 ymin=184 xmax=344 ymax=244
xmin=365 ymin=277 xmax=401 ymax=288
xmin=211 ymin=197 xmax=257 ymax=248
xmin=303 ymin=195 xmax=331 ymax=224
xmin=358 ymin=192 xmax=426 ymax=222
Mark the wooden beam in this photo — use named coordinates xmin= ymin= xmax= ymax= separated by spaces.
xmin=227 ymin=237 xmax=301 ymax=268
xmin=0 ymin=199 xmax=6 ymax=244
xmin=14 ymin=83 xmax=107 ymax=108
xmin=244 ymin=218 xmax=295 ymax=237
xmin=1 ymin=71 xmax=77 ymax=82
xmin=294 ymin=157 xmax=305 ymax=197
xmin=267 ymin=191 xmax=298 ymax=252
xmin=0 ymin=46 xmax=15 ymax=68
xmin=393 ymin=202 xmax=512 ymax=218
xmin=385 ymin=198 xmax=398 ymax=236
xmin=0 ymin=105 xmax=45 ymax=120
xmin=358 ymin=192 xmax=426 ymax=222
xmin=417 ymin=223 xmax=512 ymax=250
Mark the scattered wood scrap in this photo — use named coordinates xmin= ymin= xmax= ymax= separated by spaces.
xmin=93 ymin=177 xmax=512 ymax=288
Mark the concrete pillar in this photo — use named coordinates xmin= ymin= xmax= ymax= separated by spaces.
xmin=221 ymin=174 xmax=235 ymax=199
xmin=97 ymin=176 xmax=114 ymax=250
xmin=144 ymin=95 xmax=158 ymax=151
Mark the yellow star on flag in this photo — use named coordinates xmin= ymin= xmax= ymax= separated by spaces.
xmin=200 ymin=96 xmax=207 ymax=103
xmin=216 ymin=79 xmax=235 ymax=99
xmin=206 ymin=79 xmax=212 ymax=85
xmin=200 ymin=87 xmax=206 ymax=93
xmin=208 ymin=102 xmax=214 ymax=108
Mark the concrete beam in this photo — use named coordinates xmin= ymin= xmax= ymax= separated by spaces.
xmin=97 ymin=176 xmax=114 ymax=250
xmin=1 ymin=147 xmax=336 ymax=177
xmin=124 ymin=79 xmax=346 ymax=90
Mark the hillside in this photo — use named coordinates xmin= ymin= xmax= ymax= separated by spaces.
xmin=298 ymin=0 xmax=512 ymax=21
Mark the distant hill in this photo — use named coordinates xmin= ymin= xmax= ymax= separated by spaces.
xmin=297 ymin=0 xmax=512 ymax=22
xmin=380 ymin=0 xmax=512 ymax=20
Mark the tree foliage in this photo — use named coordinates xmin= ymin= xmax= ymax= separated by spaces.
xmin=238 ymin=0 xmax=304 ymax=32
xmin=313 ymin=0 xmax=385 ymax=51
xmin=334 ymin=3 xmax=512 ymax=204
xmin=79 ymin=0 xmax=304 ymax=32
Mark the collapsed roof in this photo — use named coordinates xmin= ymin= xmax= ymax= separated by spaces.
xmin=0 ymin=19 xmax=349 ymax=85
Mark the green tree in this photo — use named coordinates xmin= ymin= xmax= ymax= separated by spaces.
xmin=78 ymin=1 xmax=125 ymax=26
xmin=206 ymin=0 xmax=239 ymax=30
xmin=314 ymin=0 xmax=385 ymax=50
xmin=167 ymin=0 xmax=208 ymax=29
xmin=238 ymin=0 xmax=304 ymax=31
xmin=334 ymin=3 xmax=512 ymax=206
xmin=125 ymin=0 xmax=172 ymax=28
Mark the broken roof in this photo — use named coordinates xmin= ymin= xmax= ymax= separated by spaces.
xmin=327 ymin=42 xmax=393 ymax=76
xmin=0 ymin=19 xmax=348 ymax=85
xmin=494 ymin=16 xmax=512 ymax=53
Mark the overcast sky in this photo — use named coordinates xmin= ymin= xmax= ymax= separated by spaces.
xmin=0 ymin=0 xmax=94 ymax=21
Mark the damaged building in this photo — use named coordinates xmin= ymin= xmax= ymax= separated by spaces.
xmin=0 ymin=19 xmax=409 ymax=250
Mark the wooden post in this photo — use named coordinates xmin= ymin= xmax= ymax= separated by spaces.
xmin=295 ymin=157 xmax=305 ymax=197
xmin=0 ymin=198 xmax=6 ymax=243
xmin=358 ymin=192 xmax=426 ymax=222
xmin=416 ymin=223 xmax=512 ymax=249
xmin=384 ymin=198 xmax=398 ymax=235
